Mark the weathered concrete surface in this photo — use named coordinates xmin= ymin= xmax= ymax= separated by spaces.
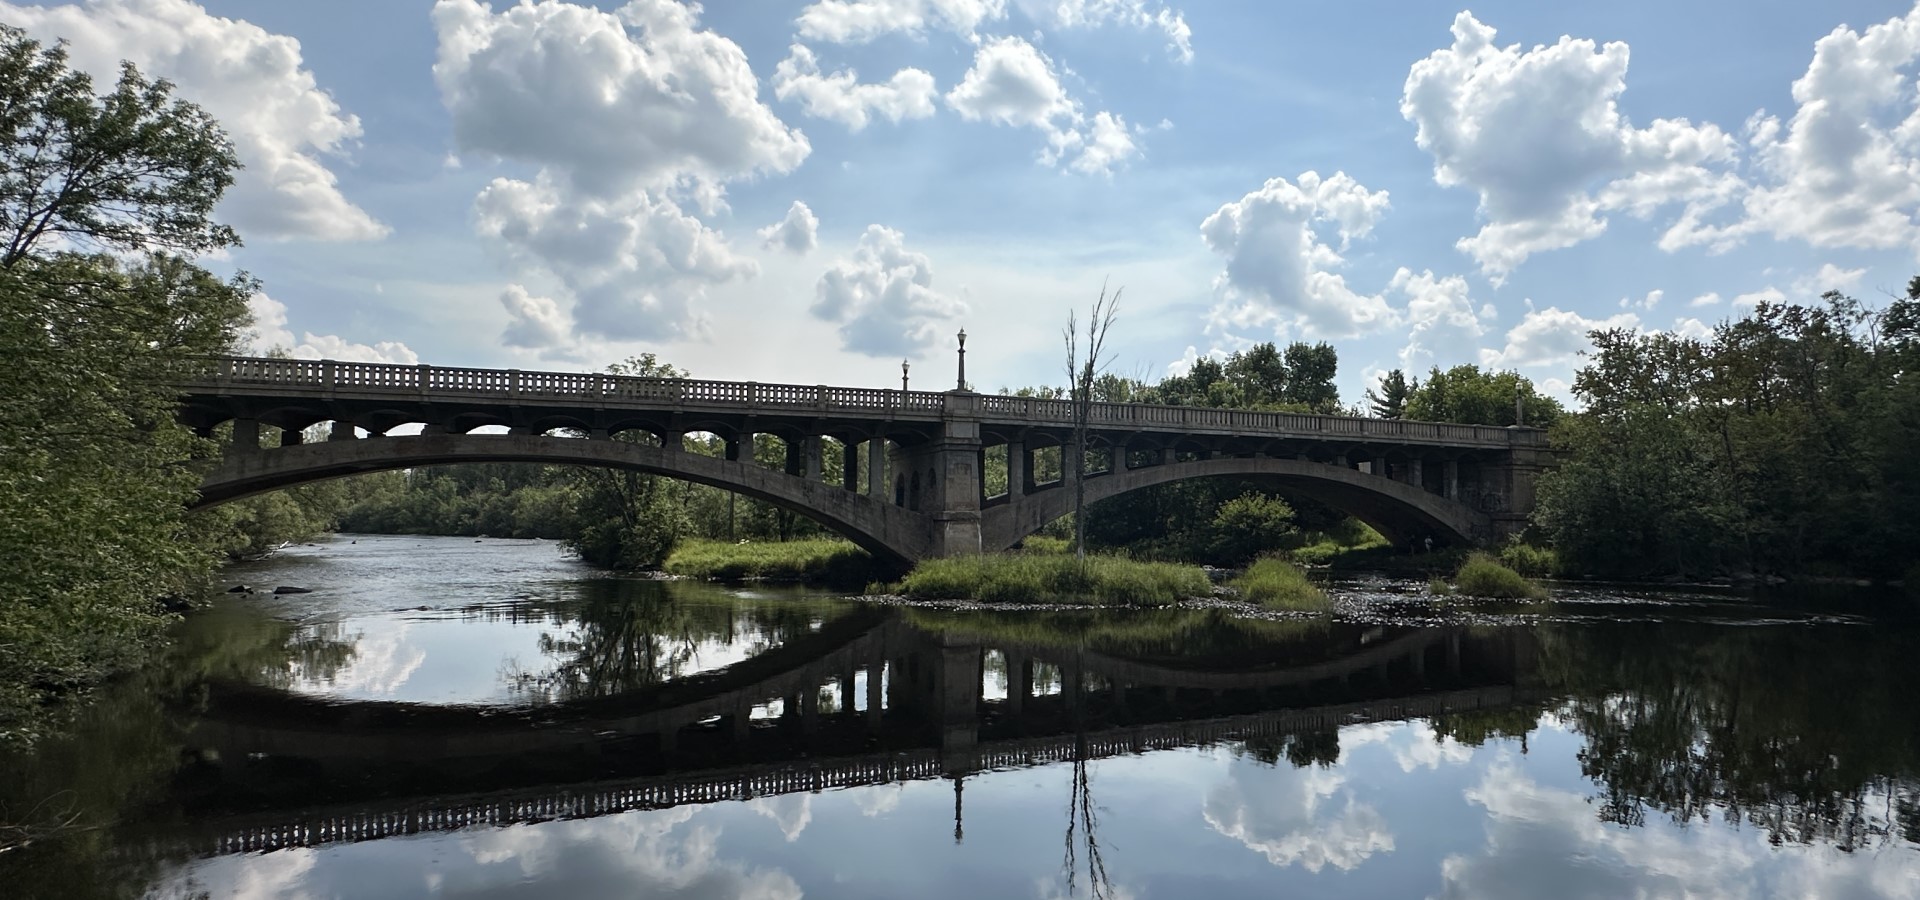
xmin=196 ymin=434 xmax=931 ymax=564
xmin=176 ymin=356 xmax=1556 ymax=557
xmin=982 ymin=456 xmax=1494 ymax=549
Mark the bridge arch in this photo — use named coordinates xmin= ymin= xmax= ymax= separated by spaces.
xmin=980 ymin=457 xmax=1490 ymax=552
xmin=192 ymin=434 xmax=930 ymax=564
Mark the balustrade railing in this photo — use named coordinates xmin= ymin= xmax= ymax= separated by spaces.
xmin=172 ymin=356 xmax=1539 ymax=445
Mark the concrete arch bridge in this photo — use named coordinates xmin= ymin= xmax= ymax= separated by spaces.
xmin=171 ymin=357 xmax=1556 ymax=563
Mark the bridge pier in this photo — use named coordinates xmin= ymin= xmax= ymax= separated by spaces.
xmin=231 ymin=417 xmax=260 ymax=453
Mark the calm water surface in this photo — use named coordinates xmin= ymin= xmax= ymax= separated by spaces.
xmin=2 ymin=534 xmax=1916 ymax=899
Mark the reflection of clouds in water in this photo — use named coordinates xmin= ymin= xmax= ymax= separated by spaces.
xmin=1203 ymin=759 xmax=1394 ymax=872
xmin=748 ymin=793 xmax=814 ymax=842
xmin=852 ymin=783 xmax=904 ymax=818
xmin=158 ymin=846 xmax=319 ymax=900
xmin=294 ymin=622 xmax=425 ymax=697
xmin=1345 ymin=720 xmax=1476 ymax=772
xmin=1439 ymin=761 xmax=1920 ymax=900
xmin=160 ymin=805 xmax=801 ymax=900
xmin=450 ymin=806 xmax=802 ymax=899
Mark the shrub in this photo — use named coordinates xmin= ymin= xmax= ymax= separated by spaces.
xmin=1231 ymin=558 xmax=1330 ymax=612
xmin=1427 ymin=576 xmax=1454 ymax=597
xmin=900 ymin=554 xmax=1210 ymax=606
xmin=1455 ymin=552 xmax=1547 ymax=600
xmin=1498 ymin=541 xmax=1559 ymax=577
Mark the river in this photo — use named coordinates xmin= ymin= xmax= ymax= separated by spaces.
xmin=2 ymin=533 xmax=1916 ymax=899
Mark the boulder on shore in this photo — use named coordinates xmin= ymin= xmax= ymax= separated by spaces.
xmin=272 ymin=586 xmax=314 ymax=595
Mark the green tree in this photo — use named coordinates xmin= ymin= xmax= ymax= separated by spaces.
xmin=0 ymin=26 xmax=248 ymax=745
xmin=1405 ymin=364 xmax=1563 ymax=427
xmin=1 ymin=26 xmax=238 ymax=267
xmin=562 ymin=355 xmax=693 ymax=569
xmin=1366 ymin=368 xmax=1412 ymax=418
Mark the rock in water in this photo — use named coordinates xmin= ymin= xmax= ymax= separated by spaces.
xmin=226 ymin=584 xmax=252 ymax=593
xmin=272 ymin=586 xmax=314 ymax=595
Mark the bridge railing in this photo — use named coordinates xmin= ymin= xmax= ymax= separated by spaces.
xmin=175 ymin=357 xmax=1544 ymax=445
xmin=972 ymin=392 xmax=1538 ymax=445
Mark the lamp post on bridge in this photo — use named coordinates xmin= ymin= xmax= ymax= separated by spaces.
xmin=901 ymin=358 xmax=910 ymax=393
xmin=956 ymin=328 xmax=967 ymax=391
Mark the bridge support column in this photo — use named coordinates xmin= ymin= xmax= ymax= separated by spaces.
xmin=588 ymin=426 xmax=609 ymax=441
xmin=801 ymin=435 xmax=822 ymax=482
xmin=1006 ymin=439 xmax=1025 ymax=498
xmin=279 ymin=426 xmax=304 ymax=447
xmin=866 ymin=439 xmax=885 ymax=498
xmin=935 ymin=641 xmax=981 ymax=756
xmin=892 ymin=404 xmax=983 ymax=556
xmin=1006 ymin=651 xmax=1030 ymax=715
xmin=1161 ymin=447 xmax=1175 ymax=466
xmin=230 ymin=418 xmax=260 ymax=453
xmin=1373 ymin=455 xmax=1388 ymax=478
xmin=328 ymin=419 xmax=356 ymax=442
xmin=728 ymin=431 xmax=753 ymax=462
xmin=842 ymin=441 xmax=859 ymax=491
xmin=1445 ymin=459 xmax=1460 ymax=500
xmin=1407 ymin=457 xmax=1425 ymax=490
xmin=663 ymin=429 xmax=683 ymax=452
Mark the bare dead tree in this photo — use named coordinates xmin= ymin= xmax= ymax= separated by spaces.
xmin=1062 ymin=285 xmax=1121 ymax=562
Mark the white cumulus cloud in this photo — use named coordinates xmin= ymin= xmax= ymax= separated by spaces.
xmin=1402 ymin=11 xmax=1738 ymax=281
xmin=1039 ymin=0 xmax=1193 ymax=63
xmin=772 ymin=43 xmax=937 ymax=131
xmin=432 ymin=0 xmax=809 ymax=199
xmin=1 ymin=0 xmax=387 ymax=243
xmin=435 ymin=0 xmax=801 ymax=343
xmin=1480 ymin=305 xmax=1640 ymax=370
xmin=498 ymin=284 xmax=575 ymax=357
xmin=1730 ymin=5 xmax=1920 ymax=256
xmin=1390 ymin=267 xmax=1488 ymax=372
xmin=474 ymin=174 xmax=756 ymax=342
xmin=759 ymin=200 xmax=821 ymax=254
xmin=945 ymin=36 xmax=1141 ymax=175
xmin=811 ymin=225 xmax=968 ymax=356
xmin=246 ymin=294 xmax=418 ymax=364
xmin=796 ymin=0 xmax=1006 ymax=44
xmin=1200 ymin=171 xmax=1399 ymax=340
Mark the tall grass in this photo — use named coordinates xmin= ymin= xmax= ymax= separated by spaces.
xmin=901 ymin=554 xmax=1210 ymax=606
xmin=664 ymin=538 xmax=876 ymax=586
xmin=1454 ymin=552 xmax=1548 ymax=600
xmin=1230 ymin=558 xmax=1330 ymax=611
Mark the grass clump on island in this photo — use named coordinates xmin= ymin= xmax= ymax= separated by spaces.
xmin=1230 ymin=558 xmax=1330 ymax=611
xmin=1451 ymin=552 xmax=1549 ymax=600
xmin=664 ymin=538 xmax=876 ymax=586
xmin=899 ymin=554 xmax=1211 ymax=606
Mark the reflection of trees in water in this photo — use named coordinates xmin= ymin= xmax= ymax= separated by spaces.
xmin=0 ymin=602 xmax=350 ymax=897
xmin=1060 ymin=744 xmax=1114 ymax=900
xmin=1472 ymin=624 xmax=1920 ymax=851
xmin=505 ymin=580 xmax=841 ymax=703
xmin=1240 ymin=730 xmax=1342 ymax=769
xmin=281 ymin=621 xmax=359 ymax=687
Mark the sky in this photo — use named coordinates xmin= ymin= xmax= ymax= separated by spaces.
xmin=10 ymin=0 xmax=1920 ymax=406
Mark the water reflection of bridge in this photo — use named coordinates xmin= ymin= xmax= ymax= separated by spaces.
xmin=167 ymin=612 xmax=1542 ymax=856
